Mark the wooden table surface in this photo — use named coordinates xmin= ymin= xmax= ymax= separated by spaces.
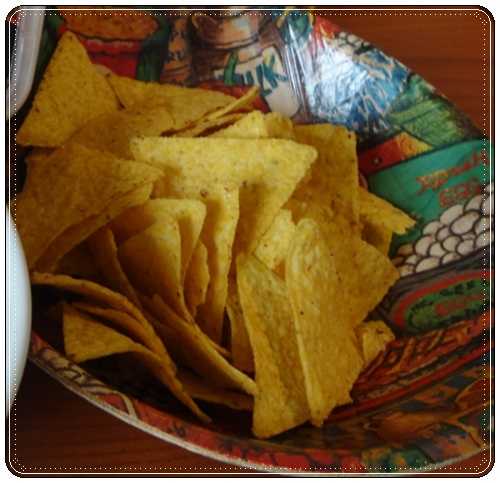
xmin=9 ymin=7 xmax=492 ymax=476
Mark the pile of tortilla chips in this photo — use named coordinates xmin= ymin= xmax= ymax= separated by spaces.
xmin=15 ymin=32 xmax=415 ymax=438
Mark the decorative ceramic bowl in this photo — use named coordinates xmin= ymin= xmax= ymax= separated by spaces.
xmin=10 ymin=8 xmax=492 ymax=473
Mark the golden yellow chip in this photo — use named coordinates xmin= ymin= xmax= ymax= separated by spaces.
xmin=14 ymin=143 xmax=161 ymax=269
xmin=70 ymin=104 xmax=174 ymax=159
xmin=62 ymin=303 xmax=209 ymax=423
xmin=118 ymin=215 xmax=191 ymax=322
xmin=17 ymin=32 xmax=118 ymax=147
xmin=31 ymin=272 xmax=155 ymax=335
xmin=356 ymin=320 xmax=395 ymax=367
xmin=111 ymin=198 xmax=206 ymax=282
xmin=175 ymin=113 xmax=244 ymax=138
xmin=287 ymin=199 xmax=400 ymax=323
xmin=361 ymin=219 xmax=393 ymax=255
xmin=226 ymin=277 xmax=254 ymax=373
xmin=184 ymin=241 xmax=210 ymax=317
xmin=142 ymin=294 xmax=257 ymax=396
xmin=286 ymin=218 xmax=364 ymax=427
xmin=179 ymin=369 xmax=253 ymax=412
xmin=203 ymin=86 xmax=259 ymax=122
xmin=294 ymin=124 xmax=359 ymax=224
xmin=254 ymin=209 xmax=295 ymax=271
xmin=71 ymin=301 xmax=166 ymax=356
xmin=237 ymin=254 xmax=309 ymax=438
xmin=131 ymin=137 xmax=316 ymax=256
xmin=106 ymin=74 xmax=236 ymax=130
xmin=34 ymin=184 xmax=154 ymax=273
xmin=87 ymin=226 xmax=141 ymax=308
xmin=210 ymin=111 xmax=294 ymax=140
xmin=359 ymin=186 xmax=416 ymax=235
xmin=151 ymin=179 xmax=239 ymax=343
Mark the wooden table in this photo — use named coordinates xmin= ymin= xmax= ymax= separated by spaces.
xmin=9 ymin=7 xmax=492 ymax=475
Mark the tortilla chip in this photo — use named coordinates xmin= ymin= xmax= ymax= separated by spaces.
xmin=106 ymin=74 xmax=235 ymax=130
xmin=179 ymin=369 xmax=253 ymax=411
xmin=210 ymin=111 xmax=294 ymax=140
xmin=31 ymin=273 xmax=155 ymax=336
xmin=131 ymin=137 xmax=316 ymax=256
xmin=294 ymin=124 xmax=359 ymax=225
xmin=35 ymin=183 xmax=154 ymax=273
xmin=226 ymin=277 xmax=254 ymax=373
xmin=254 ymin=209 xmax=295 ymax=271
xmin=111 ymin=198 xmax=206 ymax=282
xmin=287 ymin=199 xmax=400 ymax=323
xmin=359 ymin=187 xmax=416 ymax=235
xmin=62 ymin=303 xmax=209 ymax=422
xmin=184 ymin=241 xmax=210 ymax=317
xmin=150 ymin=178 xmax=239 ymax=343
xmin=25 ymin=148 xmax=55 ymax=164
xmin=17 ymin=31 xmax=118 ymax=147
xmin=87 ymin=226 xmax=141 ymax=308
xmin=142 ymin=294 xmax=257 ymax=396
xmin=175 ymin=113 xmax=244 ymax=138
xmin=203 ymin=86 xmax=259 ymax=122
xmin=356 ymin=320 xmax=395 ymax=368
xmin=237 ymin=254 xmax=309 ymax=438
xmin=361 ymin=219 xmax=393 ymax=255
xmin=14 ymin=143 xmax=161 ymax=269
xmin=118 ymin=215 xmax=191 ymax=322
xmin=70 ymin=104 xmax=174 ymax=159
xmin=286 ymin=218 xmax=364 ymax=427
xmin=71 ymin=301 xmax=166 ymax=356
xmin=55 ymin=243 xmax=100 ymax=281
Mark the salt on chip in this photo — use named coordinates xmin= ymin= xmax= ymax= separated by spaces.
xmin=131 ymin=137 xmax=316 ymax=256
xmin=254 ymin=208 xmax=295 ymax=272
xmin=72 ymin=301 xmax=166 ymax=356
xmin=142 ymin=294 xmax=257 ymax=396
xmin=151 ymin=179 xmax=240 ymax=344
xmin=356 ymin=320 xmax=395 ymax=368
xmin=106 ymin=74 xmax=235 ymax=130
xmin=62 ymin=303 xmax=210 ymax=423
xmin=237 ymin=254 xmax=309 ymax=438
xmin=17 ymin=31 xmax=118 ymax=147
xmin=359 ymin=186 xmax=416 ymax=235
xmin=35 ymin=183 xmax=154 ymax=273
xmin=286 ymin=218 xmax=364 ymax=427
xmin=294 ymin=124 xmax=359 ymax=224
xmin=14 ymin=143 xmax=161 ymax=269
xmin=118 ymin=215 xmax=191 ymax=322
xmin=70 ymin=104 xmax=175 ymax=159
xmin=179 ymin=369 xmax=253 ymax=412
xmin=226 ymin=277 xmax=254 ymax=373
xmin=87 ymin=226 xmax=142 ymax=308
xmin=184 ymin=241 xmax=210 ymax=317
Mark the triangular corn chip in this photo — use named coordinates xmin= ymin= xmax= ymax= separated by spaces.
xmin=14 ymin=143 xmax=161 ymax=269
xmin=62 ymin=304 xmax=209 ymax=423
xmin=237 ymin=254 xmax=309 ymax=438
xmin=17 ymin=32 xmax=118 ymax=147
xmin=286 ymin=219 xmax=364 ymax=426
xmin=359 ymin=186 xmax=416 ymax=235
